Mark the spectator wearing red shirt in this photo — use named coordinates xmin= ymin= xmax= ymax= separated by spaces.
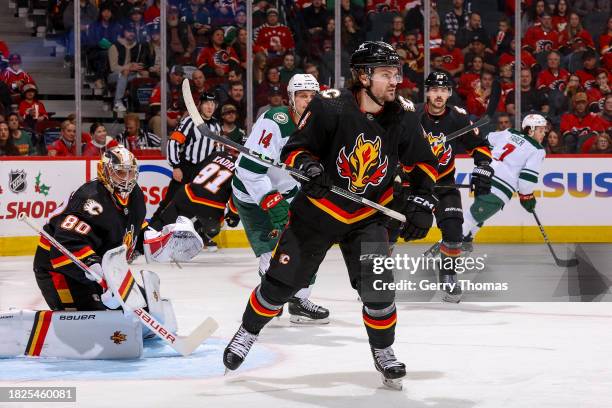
xmin=144 ymin=0 xmax=160 ymax=24
xmin=536 ymin=50 xmax=570 ymax=91
xmin=190 ymin=69 xmax=209 ymax=103
xmin=552 ymin=0 xmax=569 ymax=31
xmin=498 ymin=39 xmax=537 ymax=70
xmin=599 ymin=94 xmax=612 ymax=131
xmin=18 ymin=84 xmax=48 ymax=128
xmin=575 ymin=50 xmax=600 ymax=91
xmin=587 ymin=70 xmax=612 ymax=112
xmin=598 ymin=16 xmax=612 ymax=71
xmin=148 ymin=65 xmax=184 ymax=135
xmin=558 ymin=12 xmax=595 ymax=54
xmin=196 ymin=27 xmax=240 ymax=89
xmin=82 ymin=123 xmax=118 ymax=157
xmin=523 ymin=12 xmax=560 ymax=54
xmin=457 ymin=55 xmax=484 ymax=99
xmin=254 ymin=66 xmax=287 ymax=111
xmin=254 ymin=8 xmax=295 ymax=57
xmin=0 ymin=54 xmax=35 ymax=96
xmin=560 ymin=91 xmax=608 ymax=152
xmin=466 ymin=71 xmax=504 ymax=118
xmin=431 ymin=32 xmax=464 ymax=77
xmin=47 ymin=120 xmax=77 ymax=157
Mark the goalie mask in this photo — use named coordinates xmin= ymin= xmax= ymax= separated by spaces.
xmin=97 ymin=145 xmax=139 ymax=200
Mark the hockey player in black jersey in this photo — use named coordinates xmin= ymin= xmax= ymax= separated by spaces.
xmin=223 ymin=41 xmax=439 ymax=390
xmin=33 ymin=146 xmax=147 ymax=310
xmin=146 ymin=148 xmax=240 ymax=255
xmin=416 ymin=71 xmax=494 ymax=303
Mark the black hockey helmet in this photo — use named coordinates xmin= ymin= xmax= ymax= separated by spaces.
xmin=425 ymin=71 xmax=452 ymax=89
xmin=350 ymin=41 xmax=401 ymax=71
xmin=200 ymin=91 xmax=217 ymax=103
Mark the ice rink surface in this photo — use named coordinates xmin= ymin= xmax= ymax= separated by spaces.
xmin=1 ymin=243 xmax=611 ymax=408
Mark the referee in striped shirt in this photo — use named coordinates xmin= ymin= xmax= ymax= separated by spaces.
xmin=152 ymin=92 xmax=222 ymax=220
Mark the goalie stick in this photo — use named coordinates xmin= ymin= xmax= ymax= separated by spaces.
xmin=181 ymin=79 xmax=407 ymax=223
xmin=532 ymin=211 xmax=579 ymax=267
xmin=19 ymin=213 xmax=219 ymax=356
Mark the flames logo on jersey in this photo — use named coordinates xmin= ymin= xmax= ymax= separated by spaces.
xmin=426 ymin=132 xmax=453 ymax=166
xmin=123 ymin=225 xmax=135 ymax=256
xmin=337 ymin=134 xmax=388 ymax=193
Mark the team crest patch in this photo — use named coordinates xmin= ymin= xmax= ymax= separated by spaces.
xmin=336 ymin=134 xmax=388 ymax=194
xmin=426 ymin=132 xmax=452 ymax=166
xmin=9 ymin=170 xmax=27 ymax=193
xmin=110 ymin=331 xmax=127 ymax=345
xmin=83 ymin=199 xmax=103 ymax=216
xmin=273 ymin=112 xmax=289 ymax=124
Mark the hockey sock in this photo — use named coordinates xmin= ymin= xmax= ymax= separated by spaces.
xmin=242 ymin=285 xmax=283 ymax=334
xmin=439 ymin=241 xmax=462 ymax=277
xmin=363 ymin=304 xmax=397 ymax=349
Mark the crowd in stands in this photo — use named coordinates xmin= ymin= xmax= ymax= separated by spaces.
xmin=1 ymin=0 xmax=611 ymax=158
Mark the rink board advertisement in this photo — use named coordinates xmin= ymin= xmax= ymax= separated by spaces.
xmin=0 ymin=156 xmax=610 ymax=255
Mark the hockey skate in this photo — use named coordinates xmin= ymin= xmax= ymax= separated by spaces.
xmin=288 ymin=298 xmax=330 ymax=324
xmin=203 ymin=237 xmax=218 ymax=252
xmin=223 ymin=325 xmax=258 ymax=373
xmin=423 ymin=240 xmax=441 ymax=258
xmin=371 ymin=346 xmax=406 ymax=390
xmin=462 ymin=233 xmax=474 ymax=254
xmin=440 ymin=273 xmax=462 ymax=303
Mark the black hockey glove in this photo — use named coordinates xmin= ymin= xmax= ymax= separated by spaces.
xmin=224 ymin=211 xmax=240 ymax=228
xmin=298 ymin=160 xmax=333 ymax=199
xmin=400 ymin=193 xmax=437 ymax=241
xmin=471 ymin=162 xmax=494 ymax=196
xmin=386 ymin=174 xmax=410 ymax=232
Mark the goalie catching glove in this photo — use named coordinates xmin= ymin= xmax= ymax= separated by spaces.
xmin=143 ymin=216 xmax=204 ymax=262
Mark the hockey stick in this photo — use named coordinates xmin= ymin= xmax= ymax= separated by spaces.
xmin=181 ymin=79 xmax=407 ymax=223
xmin=442 ymin=80 xmax=502 ymax=144
xmin=435 ymin=184 xmax=470 ymax=189
xmin=532 ymin=211 xmax=579 ymax=267
xmin=19 ymin=213 xmax=219 ymax=356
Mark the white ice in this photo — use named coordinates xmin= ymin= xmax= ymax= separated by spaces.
xmin=1 ymin=244 xmax=611 ymax=408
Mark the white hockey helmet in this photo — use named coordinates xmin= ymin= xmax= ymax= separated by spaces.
xmin=287 ymin=74 xmax=319 ymax=108
xmin=521 ymin=114 xmax=547 ymax=130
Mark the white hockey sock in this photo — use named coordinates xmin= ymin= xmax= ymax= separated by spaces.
xmin=462 ymin=208 xmax=481 ymax=238
xmin=294 ymin=285 xmax=312 ymax=300
xmin=258 ymin=252 xmax=272 ymax=277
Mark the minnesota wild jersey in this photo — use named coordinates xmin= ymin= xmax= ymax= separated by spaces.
xmin=487 ymin=128 xmax=546 ymax=203
xmin=232 ymin=106 xmax=300 ymax=205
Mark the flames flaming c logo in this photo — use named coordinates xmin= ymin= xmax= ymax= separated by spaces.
xmin=336 ymin=134 xmax=388 ymax=193
xmin=426 ymin=132 xmax=453 ymax=166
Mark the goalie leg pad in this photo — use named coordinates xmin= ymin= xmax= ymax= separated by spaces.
xmin=140 ymin=270 xmax=178 ymax=336
xmin=0 ymin=309 xmax=142 ymax=359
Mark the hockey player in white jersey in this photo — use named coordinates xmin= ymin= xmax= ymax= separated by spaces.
xmin=231 ymin=74 xmax=329 ymax=324
xmin=462 ymin=114 xmax=547 ymax=251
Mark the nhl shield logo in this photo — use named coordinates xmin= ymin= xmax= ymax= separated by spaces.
xmin=9 ymin=170 xmax=27 ymax=193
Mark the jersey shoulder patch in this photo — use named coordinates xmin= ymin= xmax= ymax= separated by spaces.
xmin=263 ymin=106 xmax=295 ymax=138
xmin=451 ymin=105 xmax=468 ymax=115
xmin=397 ymin=96 xmax=415 ymax=112
xmin=320 ymin=88 xmax=341 ymax=99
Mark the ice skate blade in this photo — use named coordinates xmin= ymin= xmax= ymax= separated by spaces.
xmin=442 ymin=293 xmax=462 ymax=303
xmin=289 ymin=315 xmax=330 ymax=325
xmin=382 ymin=376 xmax=403 ymax=390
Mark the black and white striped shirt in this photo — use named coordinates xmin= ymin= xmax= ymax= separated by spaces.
xmin=167 ymin=116 xmax=221 ymax=167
